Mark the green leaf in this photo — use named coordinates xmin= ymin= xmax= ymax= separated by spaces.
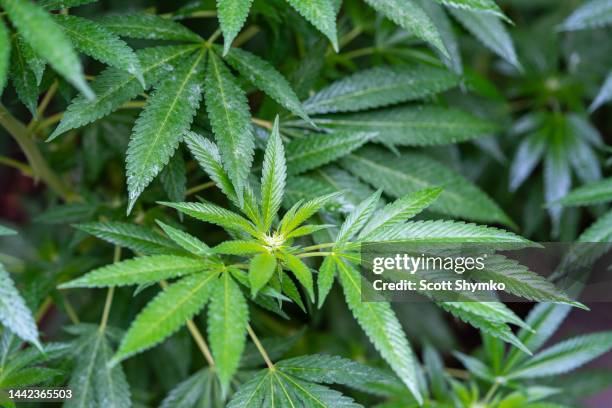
xmin=280 ymin=192 xmax=340 ymax=236
xmin=18 ymin=34 xmax=45 ymax=85
xmin=160 ymin=201 xmax=257 ymax=236
xmin=249 ymin=252 xmax=277 ymax=297
xmin=39 ymin=0 xmax=96 ymax=10
xmin=317 ymin=256 xmax=336 ymax=308
xmin=204 ymin=51 xmax=255 ymax=199
xmin=282 ymin=253 xmax=315 ymax=302
xmin=358 ymin=188 xmax=442 ymax=241
xmin=0 ymin=0 xmax=93 ymax=98
xmin=439 ymin=302 xmax=531 ymax=354
xmin=590 ymin=71 xmax=612 ymax=112
xmin=0 ymin=224 xmax=16 ymax=236
xmin=217 ymin=0 xmax=253 ymax=54
xmin=66 ymin=329 xmax=131 ymax=408
xmin=304 ymin=65 xmax=457 ymax=114
xmin=156 ymin=221 xmax=210 ymax=257
xmin=111 ymin=271 xmax=217 ymax=365
xmin=398 ymin=220 xmax=530 ymax=243
xmin=126 ymin=50 xmax=205 ymax=213
xmin=336 ymin=260 xmax=422 ymax=404
xmin=286 ymin=131 xmax=376 ymax=175
xmin=0 ymin=263 xmax=40 ymax=349
xmin=450 ymin=8 xmax=521 ymax=70
xmin=559 ymin=0 xmax=612 ymax=31
xmin=54 ymin=14 xmax=145 ymax=87
xmin=335 ymin=190 xmax=381 ymax=247
xmin=418 ymin=0 xmax=462 ymax=74
xmin=453 ymin=351 xmax=493 ymax=380
xmin=260 ymin=118 xmax=286 ymax=231
xmin=208 ymin=272 xmax=249 ymax=391
xmin=504 ymin=303 xmax=571 ymax=371
xmin=363 ymin=0 xmax=447 ymax=56
xmin=577 ymin=208 xmax=612 ymax=243
xmin=48 ymin=45 xmax=198 ymax=140
xmin=59 ymin=255 xmax=208 ymax=288
xmin=509 ymin=131 xmax=547 ymax=191
xmin=508 ymin=331 xmax=612 ymax=379
xmin=160 ymin=369 xmax=221 ymax=408
xmin=435 ymin=0 xmax=506 ymax=20
xmin=213 ymin=240 xmax=267 ymax=255
xmin=556 ymin=177 xmax=612 ymax=206
xmin=98 ymin=13 xmax=202 ymax=42
xmin=0 ymin=21 xmax=10 ymax=96
xmin=10 ymin=37 xmax=38 ymax=116
xmin=470 ymin=255 xmax=575 ymax=304
xmin=285 ymin=0 xmax=338 ymax=51
xmin=276 ymin=354 xmax=393 ymax=390
xmin=183 ymin=131 xmax=238 ymax=204
xmin=75 ymin=221 xmax=180 ymax=255
xmin=160 ymin=150 xmax=187 ymax=203
xmin=341 ymin=147 xmax=514 ymax=227
xmin=310 ymin=106 xmax=497 ymax=146
xmin=223 ymin=47 xmax=311 ymax=123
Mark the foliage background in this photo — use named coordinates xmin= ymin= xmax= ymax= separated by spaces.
xmin=0 ymin=0 xmax=611 ymax=407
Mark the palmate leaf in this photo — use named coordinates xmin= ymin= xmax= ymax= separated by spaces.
xmin=358 ymin=188 xmax=442 ymax=241
xmin=310 ymin=106 xmax=498 ymax=146
xmin=0 ymin=20 xmax=9 ymax=96
xmin=336 ymin=260 xmax=422 ymax=404
xmin=279 ymin=192 xmax=340 ymax=236
xmin=439 ymin=302 xmax=530 ymax=354
xmin=335 ymin=190 xmax=381 ymax=247
xmin=205 ymin=51 xmax=255 ymax=199
xmin=183 ymin=131 xmax=239 ymax=204
xmin=418 ymin=0 xmax=462 ymax=74
xmin=111 ymin=271 xmax=217 ymax=365
xmin=398 ymin=220 xmax=530 ymax=243
xmin=304 ymin=65 xmax=457 ymax=114
xmin=282 ymin=252 xmax=315 ymax=302
xmin=450 ymin=8 xmax=521 ymax=70
xmin=363 ymin=0 xmax=447 ymax=56
xmin=126 ymin=50 xmax=205 ymax=213
xmin=435 ymin=0 xmax=506 ymax=19
xmin=590 ymin=71 xmax=612 ymax=112
xmin=217 ymin=0 xmax=253 ymax=54
xmin=66 ymin=328 xmax=131 ymax=408
xmin=508 ymin=331 xmax=612 ymax=379
xmin=470 ymin=255 xmax=577 ymax=305
xmin=249 ymin=252 xmax=277 ymax=297
xmin=285 ymin=0 xmax=338 ymax=51
xmin=223 ymin=46 xmax=311 ymax=123
xmin=260 ymin=118 xmax=286 ymax=231
xmin=10 ymin=37 xmax=38 ymax=116
xmin=75 ymin=221 xmax=180 ymax=255
xmin=504 ymin=303 xmax=571 ymax=371
xmin=161 ymin=201 xmax=258 ymax=236
xmin=156 ymin=221 xmax=211 ymax=257
xmin=0 ymin=0 xmax=93 ymax=98
xmin=49 ymin=44 xmax=199 ymax=140
xmin=0 ymin=263 xmax=40 ymax=349
xmin=557 ymin=177 xmax=612 ymax=206
xmin=59 ymin=255 xmax=209 ymax=288
xmin=98 ymin=13 xmax=202 ymax=42
xmin=342 ymin=147 xmax=514 ymax=226
xmin=286 ymin=131 xmax=376 ymax=175
xmin=208 ymin=272 xmax=249 ymax=391
xmin=559 ymin=0 xmax=612 ymax=31
xmin=54 ymin=14 xmax=144 ymax=87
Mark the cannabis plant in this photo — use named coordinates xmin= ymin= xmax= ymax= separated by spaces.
xmin=0 ymin=0 xmax=611 ymax=407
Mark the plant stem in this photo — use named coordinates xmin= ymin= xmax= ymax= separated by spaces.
xmin=0 ymin=156 xmax=32 ymax=176
xmin=252 ymin=117 xmax=273 ymax=130
xmin=300 ymin=242 xmax=335 ymax=252
xmin=297 ymin=251 xmax=333 ymax=258
xmin=0 ymin=104 xmax=75 ymax=201
xmin=99 ymin=246 xmax=121 ymax=333
xmin=234 ymin=25 xmax=260 ymax=47
xmin=206 ymin=29 xmax=222 ymax=46
xmin=28 ymin=81 xmax=59 ymax=131
xmin=62 ymin=294 xmax=80 ymax=325
xmin=159 ymin=280 xmax=216 ymax=368
xmin=247 ymin=325 xmax=275 ymax=370
xmin=186 ymin=181 xmax=215 ymax=196
xmin=483 ymin=380 xmax=501 ymax=404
